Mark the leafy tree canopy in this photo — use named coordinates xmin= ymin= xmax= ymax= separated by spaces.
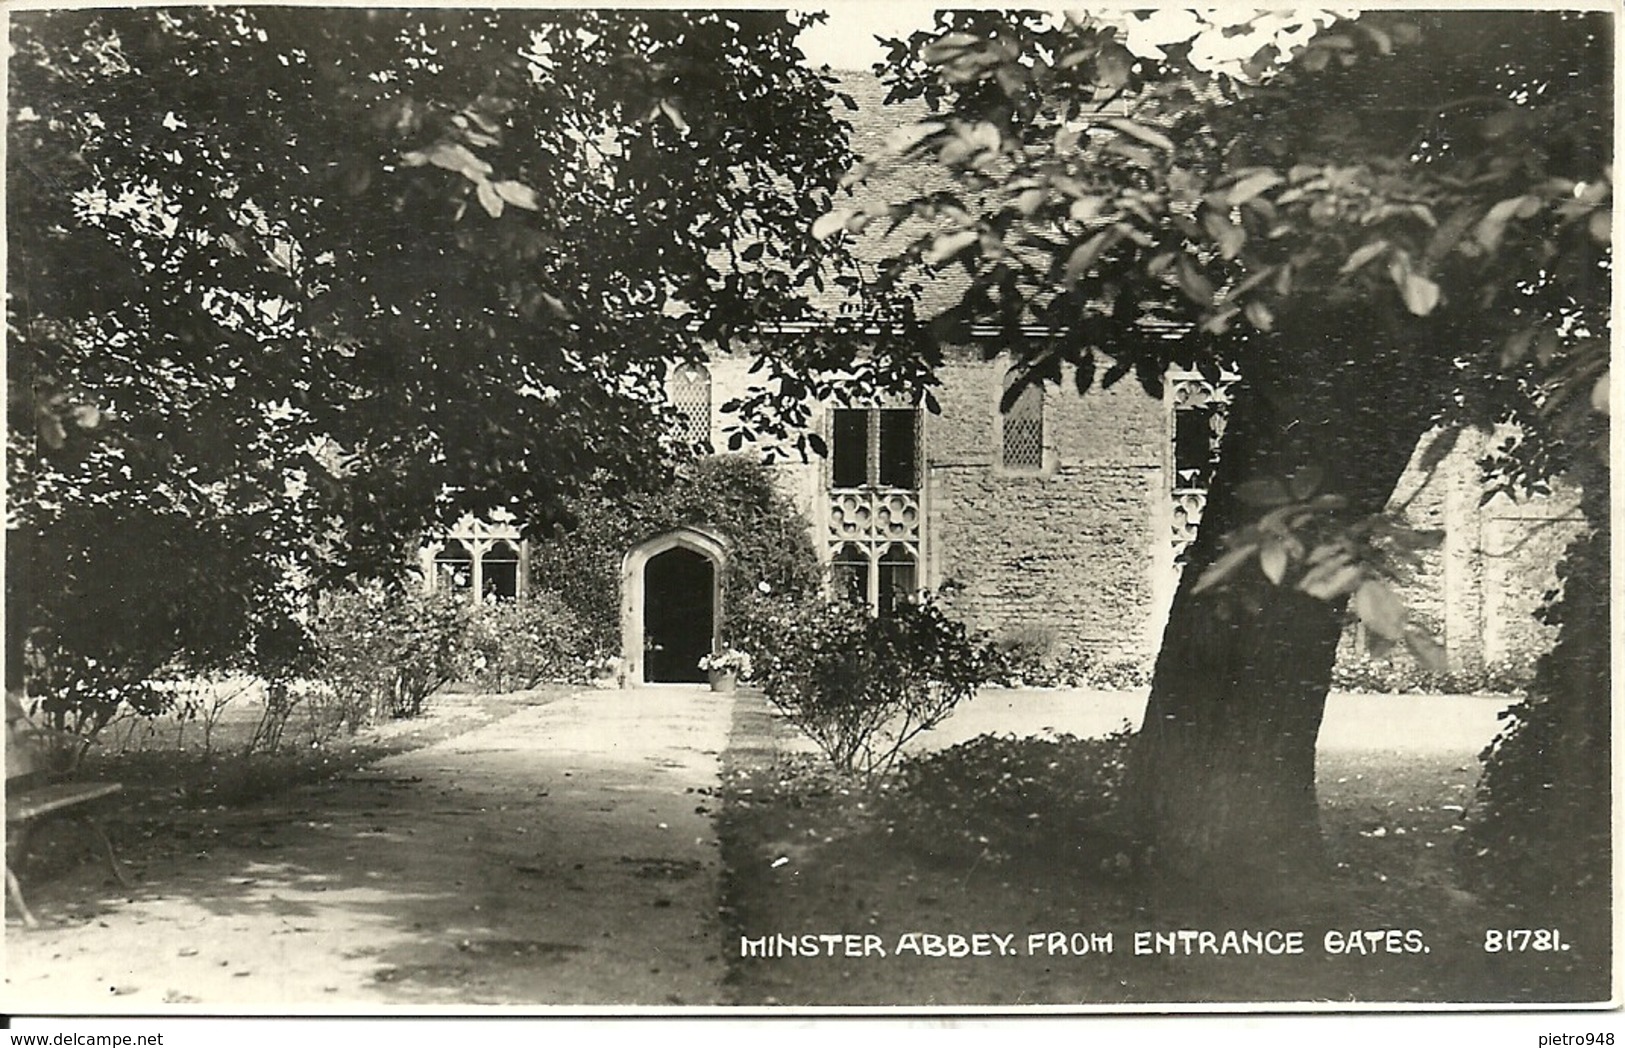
xmin=767 ymin=8 xmax=1610 ymax=659
xmin=784 ymin=9 xmax=1608 ymax=477
xmin=780 ymin=8 xmax=1610 ymax=894
xmin=7 ymin=8 xmax=857 ymax=705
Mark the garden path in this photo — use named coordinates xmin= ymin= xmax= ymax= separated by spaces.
xmin=3 ymin=684 xmax=735 ymax=1010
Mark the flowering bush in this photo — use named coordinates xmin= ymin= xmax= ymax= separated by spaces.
xmin=698 ymin=647 xmax=754 ymax=678
xmin=306 ymin=585 xmax=469 ymax=734
xmin=735 ymin=590 xmax=1003 ymax=782
xmin=460 ymin=592 xmax=594 ymax=691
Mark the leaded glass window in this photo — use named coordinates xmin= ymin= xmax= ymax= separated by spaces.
xmin=668 ymin=362 xmax=712 ymax=450
xmin=1001 ymin=368 xmax=1044 ymax=472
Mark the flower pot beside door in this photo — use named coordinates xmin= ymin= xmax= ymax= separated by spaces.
xmin=698 ymin=648 xmax=752 ymax=694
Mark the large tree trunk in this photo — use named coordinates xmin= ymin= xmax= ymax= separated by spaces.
xmin=1127 ymin=311 xmax=1456 ymax=904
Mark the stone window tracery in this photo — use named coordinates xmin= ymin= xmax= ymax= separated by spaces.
xmin=828 ymin=406 xmax=923 ymax=616
xmin=422 ymin=515 xmax=529 ymax=602
xmin=1168 ymin=367 xmax=1239 ymax=565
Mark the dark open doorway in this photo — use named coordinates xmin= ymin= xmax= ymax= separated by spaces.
xmin=643 ymin=547 xmax=714 ymax=683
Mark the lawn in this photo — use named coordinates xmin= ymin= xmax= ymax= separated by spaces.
xmin=9 ymin=684 xmax=574 ymax=890
xmin=717 ymin=690 xmax=1610 ymax=1008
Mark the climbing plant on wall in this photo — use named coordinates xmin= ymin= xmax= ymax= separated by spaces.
xmin=527 ymin=455 xmax=823 ymax=658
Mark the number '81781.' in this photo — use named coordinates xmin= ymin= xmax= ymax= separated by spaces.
xmin=1484 ymin=928 xmax=1566 ymax=952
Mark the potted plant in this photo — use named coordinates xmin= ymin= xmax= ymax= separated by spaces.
xmin=698 ymin=648 xmax=753 ymax=693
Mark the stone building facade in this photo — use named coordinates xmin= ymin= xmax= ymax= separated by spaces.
xmin=422 ymin=344 xmax=1581 ymax=686
xmin=653 ymin=349 xmax=1165 ymax=671
xmin=1362 ymin=426 xmax=1585 ymax=676
xmin=423 ymin=69 xmax=1584 ymax=686
xmin=630 ymin=349 xmax=1582 ymax=684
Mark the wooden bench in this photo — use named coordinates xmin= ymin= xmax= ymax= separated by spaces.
xmin=6 ymin=692 xmax=130 ymax=926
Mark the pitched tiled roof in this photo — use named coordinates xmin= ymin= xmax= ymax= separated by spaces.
xmin=812 ymin=69 xmax=1191 ymax=347
xmin=815 ymin=68 xmax=974 ymax=320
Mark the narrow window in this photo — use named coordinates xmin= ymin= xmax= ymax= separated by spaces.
xmin=1001 ymin=368 xmax=1044 ymax=471
xmin=831 ymin=408 xmax=869 ymax=488
xmin=481 ymin=540 xmax=521 ymax=601
xmin=877 ymin=409 xmax=919 ymax=488
xmin=877 ymin=543 xmax=917 ymax=616
xmin=434 ymin=540 xmax=474 ymax=593
xmin=832 ymin=408 xmax=921 ymax=488
xmin=831 ymin=543 xmax=870 ymax=606
xmin=668 ymin=362 xmax=712 ymax=451
xmin=1174 ymin=405 xmax=1220 ymax=489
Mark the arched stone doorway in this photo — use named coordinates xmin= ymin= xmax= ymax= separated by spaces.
xmin=620 ymin=527 xmax=727 ymax=686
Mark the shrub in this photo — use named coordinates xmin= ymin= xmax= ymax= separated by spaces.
xmin=306 ymin=584 xmax=468 ymax=733
xmin=879 ymin=730 xmax=1136 ymax=869
xmin=1332 ymin=646 xmax=1531 ymax=695
xmin=738 ymin=591 xmax=1003 ymax=781
xmin=11 ymin=506 xmax=315 ymax=766
xmin=460 ymin=592 xmax=592 ymax=691
xmin=1041 ymin=646 xmax=1152 ymax=690
xmin=993 ymin=625 xmax=1055 ymax=684
xmin=1462 ymin=510 xmax=1609 ymax=929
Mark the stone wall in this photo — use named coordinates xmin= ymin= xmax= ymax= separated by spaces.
xmin=701 ymin=348 xmax=1172 ymax=663
xmin=923 ymin=354 xmax=1169 ymax=660
xmin=681 ymin=351 xmax=1575 ymax=678
xmin=1334 ymin=425 xmax=1585 ymax=681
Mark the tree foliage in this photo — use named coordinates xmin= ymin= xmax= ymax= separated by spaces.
xmin=789 ymin=9 xmax=1609 ymax=893
xmin=1465 ymin=480 xmax=1610 ymax=923
xmin=8 ymin=9 xmax=856 ymax=710
xmin=804 ymin=10 xmax=1607 ymax=425
xmin=749 ymin=9 xmax=1609 ymax=668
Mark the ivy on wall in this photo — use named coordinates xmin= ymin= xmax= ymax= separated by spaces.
xmin=528 ymin=455 xmax=823 ymax=656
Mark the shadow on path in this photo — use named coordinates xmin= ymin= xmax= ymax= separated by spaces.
xmin=3 ymin=686 xmax=734 ymax=1010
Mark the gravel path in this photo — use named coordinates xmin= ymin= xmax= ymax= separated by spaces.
xmin=3 ymin=685 xmax=735 ymax=1010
